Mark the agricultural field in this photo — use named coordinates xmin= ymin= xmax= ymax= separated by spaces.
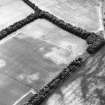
xmin=0 ymin=0 xmax=105 ymax=105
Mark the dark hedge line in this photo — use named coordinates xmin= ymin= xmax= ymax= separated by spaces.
xmin=40 ymin=11 xmax=93 ymax=40
xmin=23 ymin=0 xmax=105 ymax=55
xmin=24 ymin=58 xmax=83 ymax=105
xmin=22 ymin=0 xmax=102 ymax=41
xmin=0 ymin=12 xmax=41 ymax=40
xmin=86 ymin=34 xmax=105 ymax=54
xmin=22 ymin=0 xmax=41 ymax=12
xmin=22 ymin=0 xmax=90 ymax=40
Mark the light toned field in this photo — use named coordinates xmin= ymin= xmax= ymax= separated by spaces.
xmin=0 ymin=0 xmax=33 ymax=30
xmin=0 ymin=19 xmax=87 ymax=105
